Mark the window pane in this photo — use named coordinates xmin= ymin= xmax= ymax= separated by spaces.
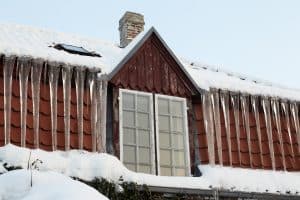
xmin=173 ymin=134 xmax=184 ymax=149
xmin=123 ymin=128 xmax=135 ymax=144
xmin=139 ymin=147 xmax=150 ymax=164
xmin=137 ymin=95 xmax=149 ymax=112
xmin=159 ymin=115 xmax=170 ymax=131
xmin=172 ymin=117 xmax=183 ymax=132
xmin=160 ymin=149 xmax=171 ymax=165
xmin=123 ymin=146 xmax=136 ymax=163
xmin=123 ymin=93 xmax=135 ymax=109
xmin=159 ymin=132 xmax=170 ymax=148
xmin=171 ymin=101 xmax=183 ymax=116
xmin=174 ymin=151 xmax=185 ymax=166
xmin=160 ymin=167 xmax=172 ymax=176
xmin=125 ymin=163 xmax=136 ymax=172
xmin=123 ymin=111 xmax=135 ymax=127
xmin=137 ymin=113 xmax=149 ymax=129
xmin=158 ymin=98 xmax=169 ymax=114
xmin=138 ymin=130 xmax=150 ymax=147
xmin=175 ymin=168 xmax=186 ymax=176
xmin=138 ymin=165 xmax=151 ymax=174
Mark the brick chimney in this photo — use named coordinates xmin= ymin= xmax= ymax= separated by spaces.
xmin=119 ymin=11 xmax=145 ymax=48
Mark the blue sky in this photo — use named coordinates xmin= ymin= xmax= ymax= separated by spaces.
xmin=1 ymin=0 xmax=300 ymax=89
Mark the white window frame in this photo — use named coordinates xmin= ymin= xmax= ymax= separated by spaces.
xmin=155 ymin=94 xmax=191 ymax=176
xmin=119 ymin=89 xmax=156 ymax=174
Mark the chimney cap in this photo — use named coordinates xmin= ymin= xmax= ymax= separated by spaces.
xmin=119 ymin=11 xmax=145 ymax=48
xmin=119 ymin=11 xmax=145 ymax=29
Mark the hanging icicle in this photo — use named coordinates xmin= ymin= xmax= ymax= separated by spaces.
xmin=96 ymin=76 xmax=103 ymax=152
xmin=281 ymin=101 xmax=295 ymax=160
xmin=31 ymin=59 xmax=43 ymax=148
xmin=262 ymin=97 xmax=276 ymax=170
xmin=271 ymin=98 xmax=286 ymax=171
xmin=100 ymin=74 xmax=108 ymax=152
xmin=3 ymin=55 xmax=16 ymax=144
xmin=48 ymin=62 xmax=60 ymax=151
xmin=251 ymin=95 xmax=264 ymax=167
xmin=202 ymin=92 xmax=215 ymax=165
xmin=241 ymin=94 xmax=253 ymax=168
xmin=230 ymin=93 xmax=241 ymax=166
xmin=62 ymin=66 xmax=72 ymax=151
xmin=210 ymin=89 xmax=223 ymax=165
xmin=290 ymin=102 xmax=300 ymax=154
xmin=220 ymin=91 xmax=232 ymax=166
xmin=88 ymin=71 xmax=97 ymax=152
xmin=18 ymin=57 xmax=31 ymax=147
xmin=75 ymin=67 xmax=86 ymax=150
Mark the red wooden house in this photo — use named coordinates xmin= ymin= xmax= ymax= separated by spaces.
xmin=0 ymin=11 xmax=299 ymax=183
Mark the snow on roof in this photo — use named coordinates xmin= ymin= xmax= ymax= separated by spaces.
xmin=181 ymin=58 xmax=300 ymax=101
xmin=0 ymin=169 xmax=108 ymax=200
xmin=1 ymin=23 xmax=300 ymax=101
xmin=0 ymin=23 xmax=123 ymax=72
xmin=0 ymin=144 xmax=300 ymax=196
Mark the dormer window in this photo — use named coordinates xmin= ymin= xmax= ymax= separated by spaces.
xmin=52 ymin=43 xmax=101 ymax=57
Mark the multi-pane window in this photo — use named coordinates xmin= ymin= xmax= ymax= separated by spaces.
xmin=156 ymin=95 xmax=190 ymax=176
xmin=120 ymin=90 xmax=155 ymax=174
xmin=119 ymin=89 xmax=190 ymax=176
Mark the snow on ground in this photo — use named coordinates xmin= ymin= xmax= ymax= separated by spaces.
xmin=0 ymin=169 xmax=108 ymax=200
xmin=0 ymin=144 xmax=299 ymax=195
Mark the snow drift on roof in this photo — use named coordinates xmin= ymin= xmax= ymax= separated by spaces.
xmin=0 ymin=144 xmax=299 ymax=196
xmin=1 ymin=23 xmax=300 ymax=101
xmin=181 ymin=58 xmax=300 ymax=101
xmin=0 ymin=23 xmax=122 ymax=71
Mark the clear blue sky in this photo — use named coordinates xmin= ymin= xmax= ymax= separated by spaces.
xmin=1 ymin=0 xmax=300 ymax=89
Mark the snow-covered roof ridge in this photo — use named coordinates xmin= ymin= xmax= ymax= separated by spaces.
xmin=180 ymin=58 xmax=300 ymax=101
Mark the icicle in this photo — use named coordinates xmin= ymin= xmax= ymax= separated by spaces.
xmin=210 ymin=90 xmax=222 ymax=165
xmin=262 ymin=97 xmax=276 ymax=170
xmin=271 ymin=98 xmax=286 ymax=171
xmin=96 ymin=77 xmax=103 ymax=152
xmin=290 ymin=102 xmax=300 ymax=154
xmin=62 ymin=66 xmax=72 ymax=151
xmin=18 ymin=57 xmax=31 ymax=147
xmin=88 ymin=71 xmax=97 ymax=152
xmin=48 ymin=62 xmax=60 ymax=151
xmin=241 ymin=94 xmax=252 ymax=168
xmin=281 ymin=101 xmax=295 ymax=160
xmin=31 ymin=59 xmax=43 ymax=148
xmin=3 ymin=56 xmax=15 ymax=144
xmin=230 ymin=93 xmax=241 ymax=165
xmin=251 ymin=95 xmax=264 ymax=167
xmin=202 ymin=92 xmax=215 ymax=165
xmin=220 ymin=91 xmax=232 ymax=166
xmin=75 ymin=67 xmax=86 ymax=150
xmin=100 ymin=75 xmax=108 ymax=152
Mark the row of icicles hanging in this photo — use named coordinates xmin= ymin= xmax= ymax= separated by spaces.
xmin=2 ymin=55 xmax=107 ymax=152
xmin=202 ymin=89 xmax=300 ymax=171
